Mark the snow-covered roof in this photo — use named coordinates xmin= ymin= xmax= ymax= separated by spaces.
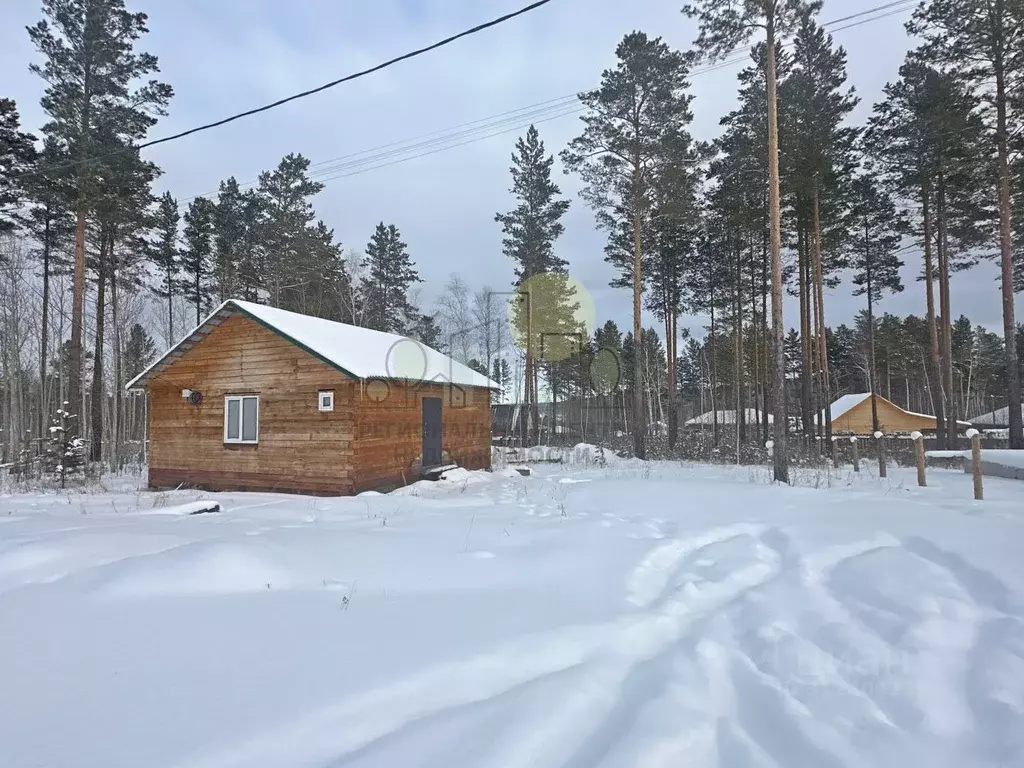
xmin=825 ymin=393 xmax=872 ymax=422
xmin=685 ymin=409 xmax=773 ymax=426
xmin=968 ymin=405 xmax=1024 ymax=425
xmin=127 ymin=299 xmax=499 ymax=390
xmin=825 ymin=392 xmax=970 ymax=427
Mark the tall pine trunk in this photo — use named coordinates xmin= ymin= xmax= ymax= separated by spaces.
xmin=798 ymin=220 xmax=813 ymax=436
xmin=812 ymin=188 xmax=832 ymax=441
xmin=631 ymin=195 xmax=646 ymax=459
xmin=710 ymin=293 xmax=719 ymax=447
xmin=112 ymin=261 xmax=122 ymax=471
xmin=866 ymin=228 xmax=880 ymax=433
xmin=39 ymin=213 xmax=52 ymax=444
xmin=921 ymin=190 xmax=945 ymax=448
xmin=89 ymin=234 xmax=108 ymax=464
xmin=666 ymin=308 xmax=678 ymax=449
xmin=936 ymin=178 xmax=956 ymax=446
xmin=761 ymin=223 xmax=770 ymax=446
xmin=735 ymin=240 xmax=745 ymax=448
xmin=994 ymin=56 xmax=1022 ymax=447
xmin=766 ymin=17 xmax=789 ymax=483
xmin=750 ymin=245 xmax=761 ymax=441
xmin=70 ymin=209 xmax=87 ymax=439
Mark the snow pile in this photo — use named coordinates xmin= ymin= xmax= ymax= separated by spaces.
xmin=138 ymin=500 xmax=221 ymax=516
xmin=1 ymin=464 xmax=1023 ymax=767
xmin=980 ymin=449 xmax=1024 ymax=470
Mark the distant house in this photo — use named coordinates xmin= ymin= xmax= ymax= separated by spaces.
xmin=685 ymin=409 xmax=773 ymax=426
xmin=127 ymin=300 xmax=497 ymax=495
xmin=825 ymin=393 xmax=970 ymax=435
xmin=968 ymin=404 xmax=1024 ymax=429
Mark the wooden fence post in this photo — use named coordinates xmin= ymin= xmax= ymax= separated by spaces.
xmin=850 ymin=436 xmax=859 ymax=472
xmin=967 ymin=428 xmax=983 ymax=501
xmin=874 ymin=430 xmax=887 ymax=478
xmin=911 ymin=430 xmax=925 ymax=487
xmin=831 ymin=436 xmax=839 ymax=468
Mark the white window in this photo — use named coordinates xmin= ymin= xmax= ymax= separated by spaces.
xmin=318 ymin=390 xmax=335 ymax=412
xmin=224 ymin=395 xmax=259 ymax=444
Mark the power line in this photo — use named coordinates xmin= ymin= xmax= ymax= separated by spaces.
xmin=15 ymin=0 xmax=915 ymax=208
xmin=824 ymin=0 xmax=914 ymax=27
xmin=179 ymin=2 xmax=914 ymax=203
xmin=302 ymin=2 xmax=915 ymax=186
xmin=26 ymin=0 xmax=557 ymax=180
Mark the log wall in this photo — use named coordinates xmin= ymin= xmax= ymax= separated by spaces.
xmin=146 ymin=311 xmax=491 ymax=495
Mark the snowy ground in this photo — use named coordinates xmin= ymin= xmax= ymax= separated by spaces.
xmin=2 ymin=459 xmax=1023 ymax=768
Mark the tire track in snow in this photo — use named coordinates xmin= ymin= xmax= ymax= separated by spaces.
xmin=173 ymin=625 xmax=606 ymax=768
xmin=177 ymin=530 xmax=780 ymax=768
xmin=625 ymin=523 xmax=766 ymax=608
xmin=483 ymin=534 xmax=781 ymax=768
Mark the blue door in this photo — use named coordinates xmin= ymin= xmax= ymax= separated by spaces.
xmin=422 ymin=397 xmax=443 ymax=468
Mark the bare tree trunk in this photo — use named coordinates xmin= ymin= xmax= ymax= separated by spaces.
xmin=937 ymin=179 xmax=957 ymax=446
xmin=710 ymin=298 xmax=719 ymax=446
xmin=112 ymin=263 xmax=122 ymax=471
xmin=921 ymin=190 xmax=945 ymax=448
xmin=867 ymin=260 xmax=880 ymax=433
xmin=761 ymin=224 xmax=770 ymax=447
xmin=631 ymin=198 xmax=646 ymax=459
xmin=812 ymin=188 xmax=832 ymax=442
xmin=39 ymin=215 xmax=52 ymax=443
xmin=69 ymin=209 xmax=87 ymax=438
xmin=736 ymin=240 xmax=746 ymax=447
xmin=994 ymin=59 xmax=1022 ymax=448
xmin=798 ymin=220 xmax=812 ymax=436
xmin=666 ymin=308 xmax=678 ymax=449
xmin=767 ymin=14 xmax=789 ymax=482
xmin=89 ymin=235 xmax=107 ymax=464
xmin=750 ymin=250 xmax=761 ymax=442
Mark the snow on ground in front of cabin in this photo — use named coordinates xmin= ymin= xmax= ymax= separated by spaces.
xmin=1 ymin=461 xmax=1024 ymax=768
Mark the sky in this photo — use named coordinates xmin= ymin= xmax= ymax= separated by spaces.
xmin=1 ymin=0 xmax=1020 ymax=342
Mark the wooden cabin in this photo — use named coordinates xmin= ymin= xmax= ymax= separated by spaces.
xmin=825 ymin=393 xmax=971 ymax=435
xmin=127 ymin=300 xmax=496 ymax=495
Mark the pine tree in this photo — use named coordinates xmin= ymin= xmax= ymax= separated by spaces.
xmin=87 ymin=142 xmax=158 ymax=463
xmin=122 ymin=323 xmax=156 ymax=383
xmin=0 ymin=98 xmax=37 ymax=236
xmin=784 ymin=7 xmax=859 ymax=441
xmin=562 ymin=32 xmax=694 ymax=459
xmin=866 ymin=54 xmax=989 ymax=446
xmin=910 ymin=0 xmax=1024 ymax=447
xmin=849 ymin=174 xmax=906 ymax=432
xmin=235 ymin=189 xmax=266 ymax=302
xmin=496 ymin=126 xmax=571 ymax=281
xmin=28 ymin=0 xmax=172 ymax=441
xmin=255 ymin=153 xmax=324 ymax=308
xmin=647 ymin=131 xmax=701 ymax=448
xmin=410 ymin=313 xmax=443 ymax=350
xmin=491 ymin=358 xmax=512 ymax=402
xmin=294 ymin=220 xmax=347 ymax=321
xmin=43 ymin=404 xmax=84 ymax=488
xmin=683 ymin=0 xmax=820 ymax=482
xmin=496 ymin=125 xmax=570 ymax=443
xmin=361 ymin=222 xmax=421 ymax=334
xmin=179 ymin=196 xmax=215 ymax=326
xmin=23 ymin=136 xmax=74 ymax=442
xmin=713 ymin=47 xmax=776 ymax=446
xmin=150 ymin=191 xmax=179 ymax=345
xmin=212 ymin=177 xmax=245 ymax=303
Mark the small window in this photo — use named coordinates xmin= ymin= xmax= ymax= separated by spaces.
xmin=224 ymin=395 xmax=259 ymax=444
xmin=318 ymin=390 xmax=335 ymax=412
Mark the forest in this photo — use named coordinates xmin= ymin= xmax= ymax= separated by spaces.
xmin=1 ymin=0 xmax=1022 ymax=483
